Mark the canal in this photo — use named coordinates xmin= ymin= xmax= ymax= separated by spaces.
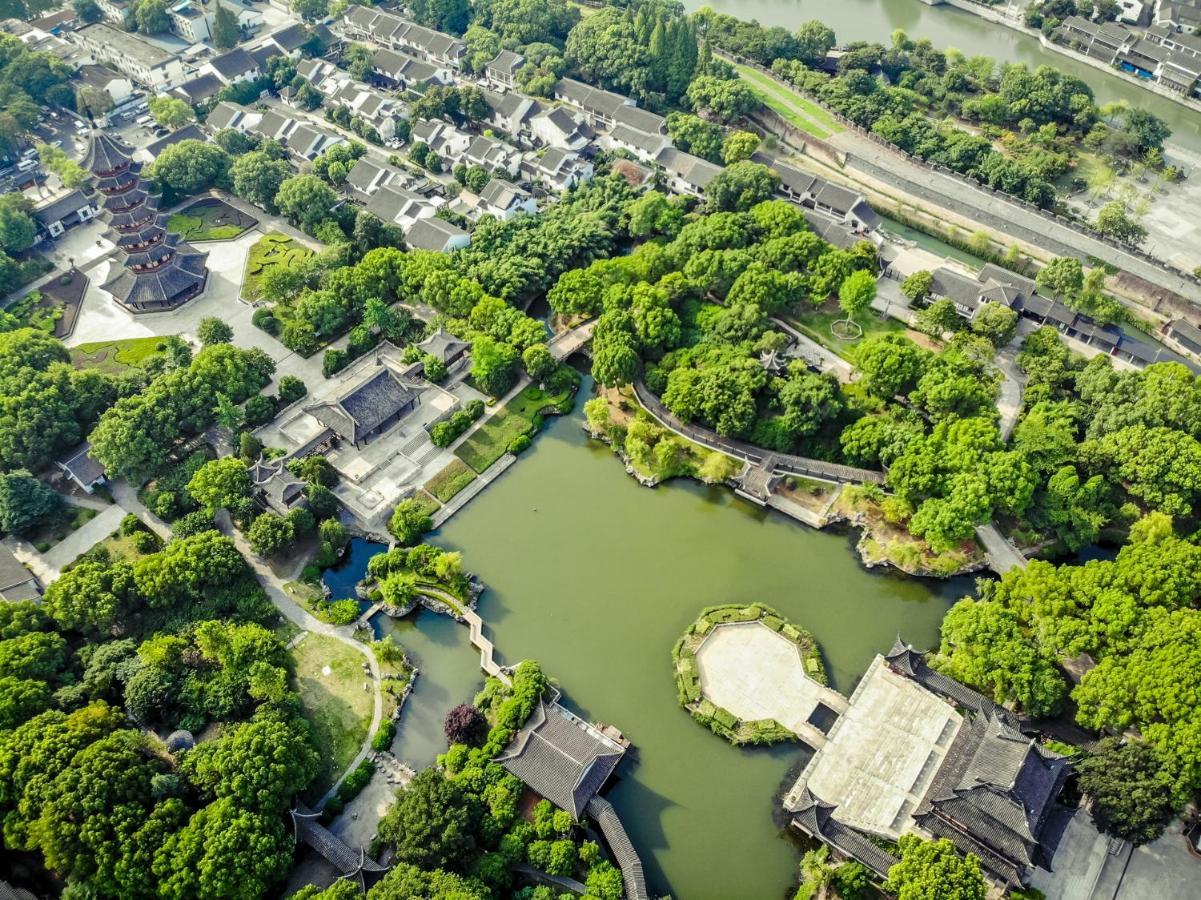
xmin=683 ymin=0 xmax=1201 ymax=155
xmin=331 ymin=383 xmax=977 ymax=899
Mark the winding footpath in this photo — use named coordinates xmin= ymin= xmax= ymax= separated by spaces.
xmin=212 ymin=510 xmax=384 ymax=810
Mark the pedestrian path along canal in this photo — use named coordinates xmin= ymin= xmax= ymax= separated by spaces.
xmin=325 ymin=385 xmax=975 ymax=899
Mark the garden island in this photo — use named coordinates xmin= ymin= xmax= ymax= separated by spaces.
xmin=1 ymin=1 xmax=1200 ymax=899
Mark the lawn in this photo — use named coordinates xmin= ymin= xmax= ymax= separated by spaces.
xmin=735 ymin=64 xmax=843 ymax=140
xmin=87 ymin=528 xmax=159 ymax=565
xmin=785 ymin=301 xmax=910 ymax=361
xmin=425 ymin=458 xmax=477 ymax=503
xmin=242 ymin=232 xmax=314 ymax=302
xmin=168 ymin=198 xmax=256 ymax=242
xmin=291 ymin=632 xmax=374 ymax=801
xmin=71 ymin=336 xmax=175 ymax=375
xmin=453 ymin=386 xmax=554 ymax=474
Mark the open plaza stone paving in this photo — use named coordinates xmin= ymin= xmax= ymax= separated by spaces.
xmin=694 ymin=620 xmax=845 ymax=739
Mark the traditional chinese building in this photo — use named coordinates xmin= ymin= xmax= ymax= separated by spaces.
xmin=85 ymin=132 xmax=209 ymax=313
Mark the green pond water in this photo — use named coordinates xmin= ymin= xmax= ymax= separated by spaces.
xmin=682 ymin=0 xmax=1201 ymax=155
xmin=341 ymin=383 xmax=977 ymax=899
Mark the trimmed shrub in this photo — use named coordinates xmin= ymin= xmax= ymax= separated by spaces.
xmin=372 ymin=719 xmax=397 ymax=752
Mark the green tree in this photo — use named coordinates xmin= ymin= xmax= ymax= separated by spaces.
xmin=970 ymin=302 xmax=1018 ymax=348
xmin=275 ymin=174 xmax=338 ymax=233
xmin=72 ymin=0 xmax=103 ymax=23
xmin=187 ymin=457 xmax=251 ymax=512
xmin=147 ymin=96 xmax=193 ymax=130
xmin=627 ymin=191 xmax=683 ymax=239
xmin=184 ymin=711 xmax=318 ymax=811
xmin=28 ymin=729 xmax=165 ymax=893
xmin=885 ymin=835 xmax=985 ymax=900
xmin=379 ymin=768 xmax=477 ymax=870
xmin=197 ymin=316 xmax=233 ymax=346
xmin=1095 ymin=200 xmax=1146 ymax=245
xmin=584 ymin=861 xmax=624 ymax=900
xmin=0 ymin=194 xmax=36 ymax=255
xmin=470 ymin=335 xmax=520 ymax=397
xmin=1077 ymin=738 xmax=1177 ymax=846
xmin=411 ymin=0 xmax=471 ymax=32
xmin=721 ymin=130 xmax=760 ymax=164
xmin=134 ymin=0 xmax=170 ymax=34
xmin=246 ymin=512 xmax=294 ymax=557
xmin=564 ymin=7 xmax=652 ymax=100
xmin=838 ymin=269 xmax=876 ymax=329
xmin=1035 ymin=256 xmax=1084 ymax=300
xmin=389 ymin=498 xmax=432 ymax=545
xmin=291 ymin=0 xmax=328 ymax=22
xmin=854 ymin=334 xmax=927 ymax=399
xmin=686 ymin=74 xmax=758 ymax=122
xmin=154 ymin=797 xmax=293 ymax=898
xmin=0 ymin=470 xmax=60 ymax=535
xmin=521 ymin=344 xmax=556 ymax=382
xmin=794 ymin=20 xmax=837 ymax=67
xmin=211 ymin=3 xmax=240 ymax=49
xmin=148 ymin=140 xmax=231 ymax=201
xmin=37 ymin=142 xmax=87 ymax=188
xmin=666 ymin=112 xmax=723 ymax=163
xmin=231 ymin=151 xmax=291 ymax=212
xmin=706 ymin=161 xmax=781 ymax=212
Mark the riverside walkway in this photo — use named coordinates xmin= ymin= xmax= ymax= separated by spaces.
xmin=632 ymin=381 xmax=885 ymax=486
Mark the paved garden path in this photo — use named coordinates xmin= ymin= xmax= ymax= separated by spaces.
xmin=213 ymin=511 xmax=384 ymax=811
xmin=42 ymin=505 xmax=124 ymax=571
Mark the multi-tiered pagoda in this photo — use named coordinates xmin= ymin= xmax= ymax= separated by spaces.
xmin=85 ymin=132 xmax=208 ymax=313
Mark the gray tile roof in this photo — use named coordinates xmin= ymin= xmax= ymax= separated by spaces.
xmin=1170 ymin=318 xmax=1201 ymax=345
xmin=0 ymin=546 xmax=38 ymax=601
xmin=404 ymin=216 xmax=468 ymax=252
xmin=791 ymin=788 xmax=899 ymax=878
xmin=306 ymin=367 xmax=420 ymax=443
xmin=209 ymin=48 xmax=258 ymax=81
xmin=610 ymin=123 xmax=667 ymax=155
xmin=205 ymin=101 xmax=246 ymax=133
xmin=554 ymin=77 xmax=628 ymax=118
xmin=266 ymin=22 xmax=309 ymax=53
xmin=891 ymin=640 xmax=1069 ymax=886
xmin=479 ymin=178 xmax=531 ymax=211
xmin=173 ymin=72 xmax=224 ymax=105
xmin=611 ymin=103 xmax=666 ymax=134
xmin=487 ymin=49 xmax=523 ymax=76
xmin=585 ymin=796 xmax=649 ymax=900
xmin=417 ymin=327 xmax=470 ymax=363
xmin=655 ymin=146 xmax=721 ymax=190
xmin=83 ymin=131 xmax=134 ymax=175
xmin=34 ymin=190 xmax=91 ymax=227
xmin=930 ymin=267 xmax=984 ymax=311
xmin=496 ymin=698 xmax=625 ymax=819
xmin=144 ymin=124 xmax=205 ymax=160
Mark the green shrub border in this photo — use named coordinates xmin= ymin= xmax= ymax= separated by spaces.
xmin=672 ymin=603 xmax=827 ymax=746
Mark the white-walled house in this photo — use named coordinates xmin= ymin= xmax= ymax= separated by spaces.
xmin=478 ymin=178 xmax=536 ymax=220
xmin=529 ymin=107 xmax=590 ymax=152
xmin=521 ymin=147 xmax=594 ymax=193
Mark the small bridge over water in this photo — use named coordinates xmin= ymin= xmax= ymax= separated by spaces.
xmin=548 ymin=319 xmax=596 ymax=361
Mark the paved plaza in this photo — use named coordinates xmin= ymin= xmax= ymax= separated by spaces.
xmin=695 ymin=621 xmax=830 ymax=735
